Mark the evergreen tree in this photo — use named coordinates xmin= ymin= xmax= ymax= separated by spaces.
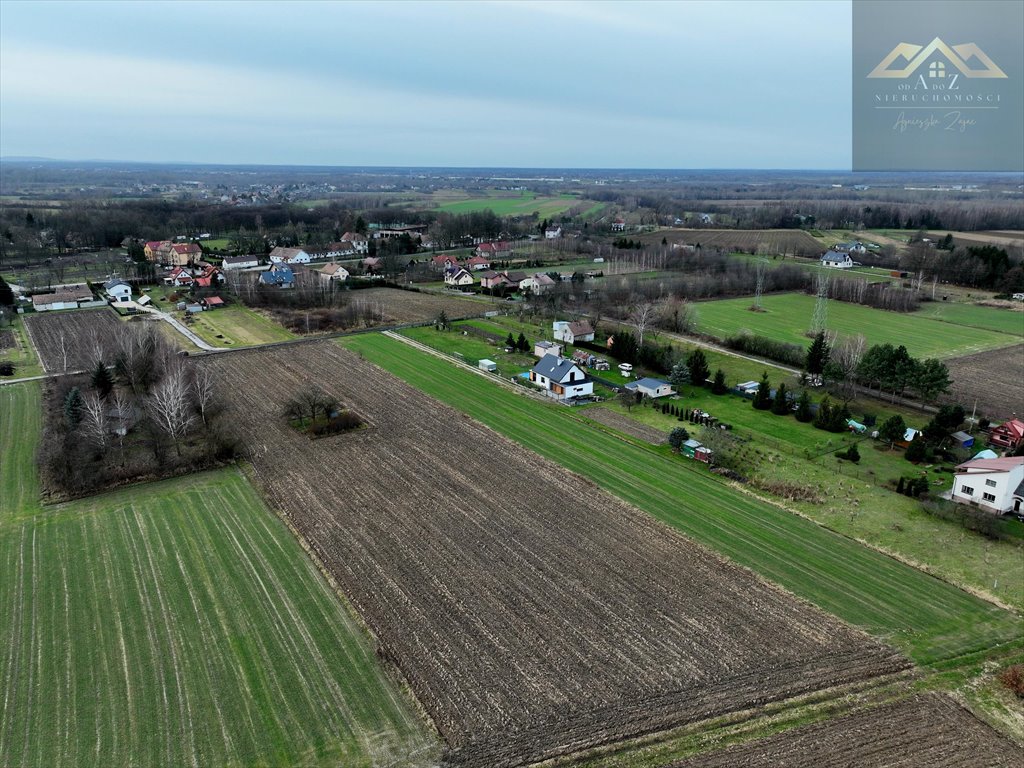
xmin=505 ymin=332 xmax=515 ymax=349
xmin=770 ymin=382 xmax=790 ymax=415
xmin=711 ymin=369 xmax=727 ymax=395
xmin=0 ymin=274 xmax=13 ymax=307
xmin=686 ymin=349 xmax=710 ymax=387
xmin=805 ymin=332 xmax=830 ymax=376
xmin=896 ymin=477 xmax=905 ymax=494
xmin=91 ymin=360 xmax=114 ymax=398
xmin=878 ymin=414 xmax=907 ymax=448
xmin=813 ymin=396 xmax=833 ymax=430
xmin=905 ymin=437 xmax=927 ymax=463
xmin=753 ymin=371 xmax=772 ymax=410
xmin=668 ymin=427 xmax=690 ymax=451
xmin=843 ymin=443 xmax=861 ymax=463
xmin=516 ymin=332 xmax=529 ymax=352
xmin=795 ymin=390 xmax=813 ymax=422
xmin=669 ymin=360 xmax=690 ymax=389
xmin=64 ymin=387 xmax=84 ymax=427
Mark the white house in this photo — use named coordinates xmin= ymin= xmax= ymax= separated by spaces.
xmin=951 ymin=456 xmax=1024 ymax=514
xmin=340 ymin=232 xmax=369 ymax=253
xmin=319 ymin=263 xmax=350 ymax=282
xmin=533 ymin=340 xmax=563 ymax=358
xmin=821 ymin=252 xmax=854 ymax=269
xmin=444 ymin=267 xmax=475 ymax=287
xmin=529 ymin=355 xmax=593 ymax=401
xmin=269 ymin=246 xmax=311 ymax=264
xmin=31 ymin=288 xmax=93 ymax=311
xmin=104 ymin=278 xmax=133 ymax=303
xmin=626 ymin=377 xmax=676 ymax=399
xmin=553 ymin=320 xmax=595 ymax=345
xmin=544 ymin=226 xmax=562 ymax=239
xmin=519 ymin=273 xmax=556 ymax=295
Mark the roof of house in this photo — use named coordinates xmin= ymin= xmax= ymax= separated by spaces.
xmin=529 ymin=274 xmax=556 ymax=286
xmin=145 ymin=240 xmax=165 ymax=250
xmin=194 ymin=277 xmax=212 ymax=287
xmin=504 ymin=271 xmax=527 ymax=282
xmin=535 ymin=340 xmax=561 ymax=349
xmin=432 ymin=253 xmax=456 ymax=264
xmin=466 ymin=255 xmax=490 ymax=265
xmin=223 ymin=255 xmax=258 ymax=265
xmin=956 ymin=456 xmax=1024 ymax=473
xmin=203 ymin=296 xmax=225 ymax=306
xmin=341 ymin=232 xmax=366 ymax=241
xmin=32 ymin=290 xmax=90 ymax=307
xmin=683 ymin=439 xmax=703 ymax=449
xmin=634 ymin=377 xmax=671 ymax=389
xmin=951 ymin=431 xmax=974 ymax=442
xmin=993 ymin=419 xmax=1024 ymax=439
xmin=320 ymin=263 xmax=348 ymax=276
xmin=170 ymin=243 xmax=201 ymax=255
xmin=260 ymin=264 xmax=295 ymax=284
xmin=531 ymin=355 xmax=582 ymax=380
xmin=270 ymin=246 xmax=307 ymax=259
xmin=362 ymin=256 xmax=382 ymax=266
xmin=566 ymin=320 xmax=593 ymax=335
xmin=104 ymin=278 xmax=131 ymax=290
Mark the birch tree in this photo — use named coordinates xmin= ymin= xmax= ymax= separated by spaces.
xmin=79 ymin=392 xmax=110 ymax=453
xmin=148 ymin=362 xmax=194 ymax=456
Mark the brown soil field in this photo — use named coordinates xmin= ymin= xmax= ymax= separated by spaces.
xmin=583 ymin=405 xmax=668 ymax=444
xmin=670 ymin=693 xmax=1021 ymax=767
xmin=648 ymin=229 xmax=822 ymax=257
xmin=201 ymin=342 xmax=906 ymax=768
xmin=23 ymin=309 xmax=124 ymax=372
xmin=945 ymin=344 xmax=1024 ymax=421
xmin=355 ymin=287 xmax=495 ymax=324
xmin=928 ymin=230 xmax=1024 ymax=250
xmin=0 ymin=329 xmax=14 ymax=350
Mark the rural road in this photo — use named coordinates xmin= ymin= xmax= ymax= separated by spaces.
xmin=139 ymin=306 xmax=221 ymax=352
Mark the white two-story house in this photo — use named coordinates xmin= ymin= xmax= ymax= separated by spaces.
xmin=529 ymin=356 xmax=593 ymax=402
xmin=952 ymin=456 xmax=1024 ymax=515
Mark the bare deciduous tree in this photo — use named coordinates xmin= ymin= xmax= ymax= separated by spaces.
xmin=629 ymin=301 xmax=656 ymax=347
xmin=827 ymin=333 xmax=867 ymax=402
xmin=79 ymin=392 xmax=110 ymax=453
xmin=191 ymin=364 xmax=217 ymax=428
xmin=148 ymin=361 xmax=194 ymax=456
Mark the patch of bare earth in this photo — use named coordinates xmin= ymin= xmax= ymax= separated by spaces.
xmin=945 ymin=344 xmax=1024 ymax=421
xmin=669 ymin=694 xmax=1021 ymax=767
xmin=583 ymin=406 xmax=668 ymax=444
xmin=201 ymin=342 xmax=906 ymax=768
xmin=23 ymin=310 xmax=124 ymax=372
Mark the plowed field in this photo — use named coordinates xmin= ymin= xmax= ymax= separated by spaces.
xmin=670 ymin=694 xmax=1021 ymax=767
xmin=202 ymin=343 xmax=906 ymax=768
xmin=648 ymin=229 xmax=822 ymax=256
xmin=23 ymin=309 xmax=123 ymax=372
xmin=945 ymin=344 xmax=1024 ymax=421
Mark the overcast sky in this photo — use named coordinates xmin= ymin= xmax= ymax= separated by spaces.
xmin=0 ymin=0 xmax=852 ymax=168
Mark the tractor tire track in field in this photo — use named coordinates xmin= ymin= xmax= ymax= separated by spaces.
xmin=201 ymin=342 xmax=908 ymax=768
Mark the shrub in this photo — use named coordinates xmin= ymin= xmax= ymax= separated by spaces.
xmin=905 ymin=437 xmax=928 ymax=463
xmin=724 ymin=332 xmax=805 ymax=367
xmin=668 ymin=427 xmax=690 ymax=451
xmin=839 ymin=443 xmax=861 ymax=463
xmin=0 ymin=361 xmax=14 ymax=376
xmin=998 ymin=664 xmax=1024 ymax=698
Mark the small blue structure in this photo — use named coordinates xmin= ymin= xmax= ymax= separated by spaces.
xmin=951 ymin=431 xmax=975 ymax=449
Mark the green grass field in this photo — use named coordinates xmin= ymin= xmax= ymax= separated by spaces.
xmin=0 ymin=384 xmax=437 ymax=768
xmin=342 ymin=334 xmax=1022 ymax=665
xmin=186 ymin=305 xmax=296 ymax=347
xmin=915 ymin=302 xmax=1024 ymax=336
xmin=0 ymin=316 xmax=45 ymax=379
xmin=433 ymin=191 xmax=587 ymax=217
xmin=695 ymin=293 xmax=1020 ymax=359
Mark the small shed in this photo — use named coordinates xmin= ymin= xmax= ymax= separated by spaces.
xmin=951 ymin=431 xmax=974 ymax=449
xmin=534 ymin=340 xmax=563 ymax=359
xmin=136 ymin=294 xmax=152 ymax=307
xmin=478 ymin=359 xmax=497 ymax=372
xmin=680 ymin=439 xmax=703 ymax=458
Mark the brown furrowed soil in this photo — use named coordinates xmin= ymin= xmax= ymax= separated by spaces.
xmin=202 ymin=342 xmax=907 ymax=768
xmin=669 ymin=693 xmax=1021 ymax=767
xmin=0 ymin=329 xmax=14 ymax=350
xmin=352 ymin=287 xmax=494 ymax=324
xmin=582 ymin=405 xmax=668 ymax=444
xmin=23 ymin=309 xmax=123 ymax=372
xmin=945 ymin=344 xmax=1024 ymax=421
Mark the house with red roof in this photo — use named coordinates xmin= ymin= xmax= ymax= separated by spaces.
xmin=475 ymin=241 xmax=513 ymax=259
xmin=167 ymin=243 xmax=202 ymax=267
xmin=466 ymin=255 xmax=491 ymax=271
xmin=165 ymin=267 xmax=194 ymax=287
xmin=430 ymin=253 xmax=459 ymax=269
xmin=952 ymin=456 xmax=1024 ymax=514
xmin=989 ymin=419 xmax=1024 ymax=451
xmin=201 ymin=296 xmax=225 ymax=310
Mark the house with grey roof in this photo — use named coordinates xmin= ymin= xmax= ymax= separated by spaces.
xmin=529 ymin=356 xmax=593 ymax=401
xmin=625 ymin=377 xmax=675 ymax=399
xmin=104 ymin=278 xmax=133 ymax=303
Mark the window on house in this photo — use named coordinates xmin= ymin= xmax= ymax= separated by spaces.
xmin=929 ymin=60 xmax=945 ymax=78
xmin=985 ymin=479 xmax=997 ymax=487
xmin=983 ymin=493 xmax=996 ymax=503
xmin=960 ymin=485 xmax=974 ymax=496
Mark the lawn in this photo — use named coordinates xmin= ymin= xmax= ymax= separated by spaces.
xmin=433 ymin=191 xmax=588 ymax=217
xmin=0 ymin=315 xmax=45 ymax=379
xmin=0 ymin=383 xmax=437 ymax=768
xmin=695 ymin=293 xmax=1020 ymax=359
xmin=341 ymin=334 xmax=1022 ymax=665
xmin=915 ymin=302 xmax=1024 ymax=336
xmin=185 ymin=304 xmax=297 ymax=347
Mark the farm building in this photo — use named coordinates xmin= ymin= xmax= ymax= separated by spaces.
xmin=989 ymin=419 xmax=1024 ymax=451
xmin=534 ymin=340 xmax=563 ymax=358
xmin=478 ymin=359 xmax=497 ymax=372
xmin=269 ymin=247 xmax=311 ymax=264
xmin=951 ymin=456 xmax=1024 ymax=514
xmin=680 ymin=439 xmax=712 ymax=463
xmin=626 ymin=377 xmax=676 ymax=399
xmin=223 ymin=255 xmax=260 ymax=269
xmin=553 ymin=320 xmax=596 ymax=345
xmin=30 ymin=287 xmax=95 ymax=311
xmin=820 ymin=252 xmax=854 ymax=269
xmin=259 ymin=263 xmax=295 ymax=289
xmin=529 ymin=356 xmax=593 ymax=401
xmin=104 ymin=279 xmax=133 ymax=304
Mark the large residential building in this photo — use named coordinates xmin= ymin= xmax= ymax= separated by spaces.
xmin=951 ymin=456 xmax=1024 ymax=515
